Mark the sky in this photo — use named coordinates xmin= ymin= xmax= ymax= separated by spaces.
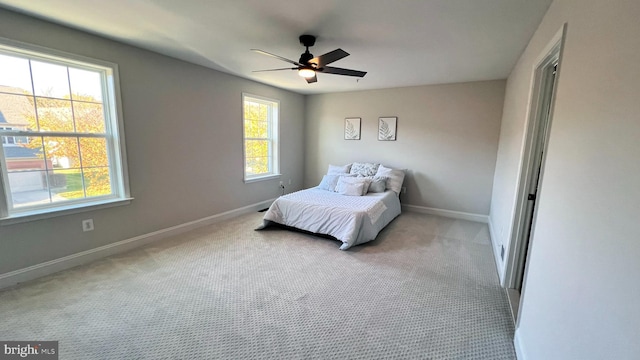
xmin=0 ymin=52 xmax=103 ymax=101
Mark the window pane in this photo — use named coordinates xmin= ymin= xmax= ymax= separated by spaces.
xmin=244 ymin=102 xmax=260 ymax=120
xmin=83 ymin=167 xmax=112 ymax=197
xmin=4 ymin=136 xmax=46 ymax=174
xmin=245 ymin=139 xmax=269 ymax=159
xmin=50 ymin=168 xmax=84 ymax=202
xmin=245 ymin=157 xmax=270 ymax=176
xmin=31 ymin=60 xmax=70 ymax=99
xmin=259 ymin=104 xmax=268 ymax=121
xmin=69 ymin=67 xmax=103 ymax=102
xmin=244 ymin=120 xmax=268 ymax=138
xmin=36 ymin=98 xmax=74 ymax=132
xmin=8 ymin=170 xmax=52 ymax=208
xmin=43 ymin=136 xmax=80 ymax=169
xmin=0 ymin=53 xmax=33 ymax=95
xmin=79 ymin=137 xmax=109 ymax=167
xmin=0 ymin=93 xmax=36 ymax=128
xmin=3 ymin=136 xmax=50 ymax=209
xmin=73 ymin=101 xmax=105 ymax=133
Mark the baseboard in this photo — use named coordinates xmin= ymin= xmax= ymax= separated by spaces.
xmin=402 ymin=204 xmax=488 ymax=223
xmin=514 ymin=328 xmax=526 ymax=360
xmin=487 ymin=217 xmax=505 ymax=284
xmin=0 ymin=198 xmax=276 ymax=290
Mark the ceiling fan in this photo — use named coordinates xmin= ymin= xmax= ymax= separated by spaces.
xmin=252 ymin=35 xmax=367 ymax=83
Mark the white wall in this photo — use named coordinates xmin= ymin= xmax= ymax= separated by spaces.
xmin=0 ymin=10 xmax=305 ymax=275
xmin=490 ymin=0 xmax=640 ymax=358
xmin=305 ymin=81 xmax=505 ymax=216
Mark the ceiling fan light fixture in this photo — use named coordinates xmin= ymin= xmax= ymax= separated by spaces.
xmin=298 ymin=68 xmax=315 ymax=78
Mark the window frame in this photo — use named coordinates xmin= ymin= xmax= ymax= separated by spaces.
xmin=0 ymin=37 xmax=131 ymax=224
xmin=242 ymin=93 xmax=280 ymax=183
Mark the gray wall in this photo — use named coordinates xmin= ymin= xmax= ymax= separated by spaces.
xmin=305 ymin=81 xmax=505 ymax=215
xmin=0 ymin=11 xmax=305 ymax=274
xmin=490 ymin=0 xmax=640 ymax=358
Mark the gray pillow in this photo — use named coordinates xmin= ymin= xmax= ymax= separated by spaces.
xmin=367 ymin=176 xmax=388 ymax=193
xmin=336 ymin=181 xmax=365 ymax=196
xmin=375 ymin=165 xmax=405 ymax=195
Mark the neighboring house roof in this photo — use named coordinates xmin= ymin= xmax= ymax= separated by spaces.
xmin=0 ymin=85 xmax=33 ymax=126
xmin=3 ymin=145 xmax=41 ymax=159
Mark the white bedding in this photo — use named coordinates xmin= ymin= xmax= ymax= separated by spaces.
xmin=257 ymin=187 xmax=402 ymax=250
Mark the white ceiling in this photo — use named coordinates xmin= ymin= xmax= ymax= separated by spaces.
xmin=0 ymin=0 xmax=552 ymax=95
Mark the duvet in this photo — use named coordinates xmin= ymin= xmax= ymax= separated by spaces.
xmin=256 ymin=187 xmax=402 ymax=250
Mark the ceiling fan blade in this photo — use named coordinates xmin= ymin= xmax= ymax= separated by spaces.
xmin=310 ymin=48 xmax=349 ymax=68
xmin=253 ymin=67 xmax=297 ymax=73
xmin=321 ymin=66 xmax=367 ymax=78
xmin=251 ymin=49 xmax=302 ymax=66
xmin=305 ymin=75 xmax=318 ymax=83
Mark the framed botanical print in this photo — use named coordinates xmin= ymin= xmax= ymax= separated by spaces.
xmin=378 ymin=117 xmax=397 ymax=141
xmin=344 ymin=117 xmax=361 ymax=140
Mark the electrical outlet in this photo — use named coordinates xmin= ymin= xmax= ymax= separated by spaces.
xmin=279 ymin=181 xmax=283 ymax=186
xmin=288 ymin=179 xmax=291 ymax=185
xmin=82 ymin=219 xmax=94 ymax=232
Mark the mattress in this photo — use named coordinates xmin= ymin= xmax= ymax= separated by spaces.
xmin=256 ymin=187 xmax=402 ymax=250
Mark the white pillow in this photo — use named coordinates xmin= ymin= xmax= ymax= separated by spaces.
xmin=327 ymin=163 xmax=352 ymax=175
xmin=336 ymin=176 xmax=371 ymax=196
xmin=375 ymin=165 xmax=405 ymax=195
xmin=367 ymin=176 xmax=388 ymax=193
xmin=337 ymin=182 xmax=365 ymax=196
xmin=349 ymin=162 xmax=380 ymax=177
xmin=317 ymin=174 xmax=342 ymax=191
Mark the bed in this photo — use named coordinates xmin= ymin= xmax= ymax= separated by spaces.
xmin=256 ymin=162 xmax=405 ymax=250
xmin=256 ymin=188 xmax=401 ymax=250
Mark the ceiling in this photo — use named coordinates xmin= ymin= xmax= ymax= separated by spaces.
xmin=0 ymin=0 xmax=553 ymax=95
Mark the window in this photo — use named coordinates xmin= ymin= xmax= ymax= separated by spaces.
xmin=0 ymin=39 xmax=130 ymax=221
xmin=242 ymin=94 xmax=279 ymax=182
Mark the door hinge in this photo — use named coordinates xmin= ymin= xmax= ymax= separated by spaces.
xmin=528 ymin=193 xmax=536 ymax=201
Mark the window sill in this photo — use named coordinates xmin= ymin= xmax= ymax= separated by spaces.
xmin=244 ymin=174 xmax=281 ymax=184
xmin=0 ymin=197 xmax=134 ymax=226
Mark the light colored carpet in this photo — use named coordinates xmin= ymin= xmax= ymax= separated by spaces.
xmin=0 ymin=211 xmax=515 ymax=359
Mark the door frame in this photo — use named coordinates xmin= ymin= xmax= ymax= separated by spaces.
xmin=504 ymin=25 xmax=567 ymax=297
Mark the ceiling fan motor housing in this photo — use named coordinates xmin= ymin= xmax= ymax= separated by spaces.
xmin=299 ymin=52 xmax=314 ymax=66
xmin=299 ymin=35 xmax=316 ymax=66
xmin=299 ymin=35 xmax=316 ymax=47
